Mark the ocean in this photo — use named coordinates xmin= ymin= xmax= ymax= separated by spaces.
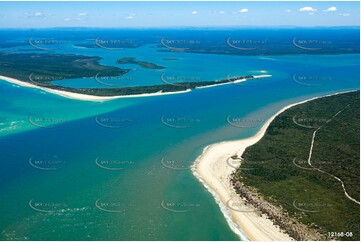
xmin=0 ymin=28 xmax=359 ymax=240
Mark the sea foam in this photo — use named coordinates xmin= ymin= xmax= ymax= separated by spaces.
xmin=191 ymin=145 xmax=249 ymax=241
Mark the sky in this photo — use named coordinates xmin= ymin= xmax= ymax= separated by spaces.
xmin=0 ymin=1 xmax=359 ymax=28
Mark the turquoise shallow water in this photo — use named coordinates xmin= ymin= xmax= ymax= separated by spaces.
xmin=51 ymin=44 xmax=274 ymax=88
xmin=0 ymin=30 xmax=359 ymax=240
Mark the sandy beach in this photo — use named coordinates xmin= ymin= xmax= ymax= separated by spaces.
xmin=192 ymin=91 xmax=356 ymax=241
xmin=0 ymin=75 xmax=192 ymax=102
xmin=0 ymin=74 xmax=269 ymax=102
xmin=195 ymin=74 xmax=272 ymax=89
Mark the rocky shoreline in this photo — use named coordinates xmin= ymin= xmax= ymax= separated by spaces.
xmin=231 ymin=175 xmax=325 ymax=241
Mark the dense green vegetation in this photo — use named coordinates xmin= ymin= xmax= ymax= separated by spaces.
xmin=0 ymin=53 xmax=128 ymax=83
xmin=0 ymin=53 xmax=254 ymax=96
xmin=236 ymin=91 xmax=360 ymax=240
xmin=46 ymin=75 xmax=253 ymax=96
xmin=116 ymin=57 xmax=165 ymax=69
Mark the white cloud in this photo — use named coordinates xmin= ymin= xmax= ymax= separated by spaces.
xmin=239 ymin=9 xmax=248 ymax=13
xmin=191 ymin=11 xmax=197 ymax=15
xmin=25 ymin=11 xmax=45 ymax=18
xmin=285 ymin=9 xmax=292 ymax=13
xmin=339 ymin=13 xmax=350 ymax=17
xmin=125 ymin=13 xmax=135 ymax=19
xmin=324 ymin=7 xmax=337 ymax=12
xmin=64 ymin=18 xmax=70 ymax=21
xmin=78 ymin=13 xmax=87 ymax=16
xmin=219 ymin=11 xmax=225 ymax=14
xmin=299 ymin=7 xmax=317 ymax=12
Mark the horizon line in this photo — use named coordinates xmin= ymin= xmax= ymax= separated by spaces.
xmin=0 ymin=25 xmax=359 ymax=30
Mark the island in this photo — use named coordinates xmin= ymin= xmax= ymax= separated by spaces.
xmin=0 ymin=52 xmax=128 ymax=82
xmin=116 ymin=57 xmax=165 ymax=69
xmin=0 ymin=52 xmax=269 ymax=101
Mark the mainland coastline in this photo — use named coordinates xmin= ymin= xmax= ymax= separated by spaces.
xmin=192 ymin=90 xmax=357 ymax=241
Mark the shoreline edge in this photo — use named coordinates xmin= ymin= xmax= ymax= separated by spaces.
xmin=191 ymin=90 xmax=358 ymax=241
